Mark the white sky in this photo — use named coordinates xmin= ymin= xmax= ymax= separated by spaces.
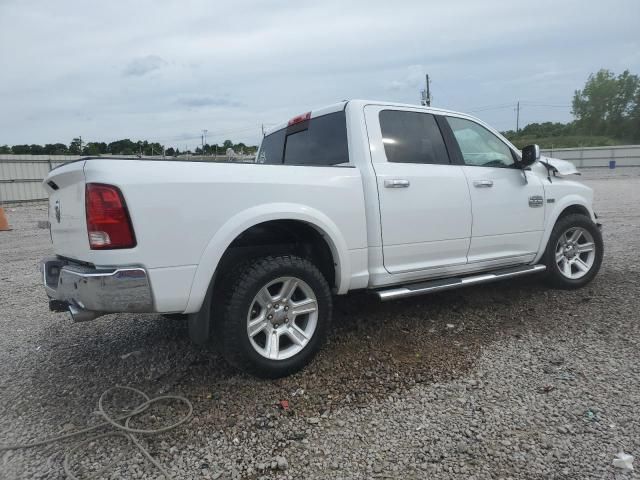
xmin=1 ymin=0 xmax=639 ymax=148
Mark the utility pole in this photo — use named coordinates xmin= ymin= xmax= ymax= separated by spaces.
xmin=261 ymin=124 xmax=265 ymax=137
xmin=420 ymin=74 xmax=432 ymax=106
xmin=516 ymin=101 xmax=520 ymax=133
xmin=202 ymin=129 xmax=208 ymax=154
xmin=79 ymin=136 xmax=82 ymax=155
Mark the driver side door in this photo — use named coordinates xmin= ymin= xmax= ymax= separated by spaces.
xmin=444 ymin=116 xmax=545 ymax=264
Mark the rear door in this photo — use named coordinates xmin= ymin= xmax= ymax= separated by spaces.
xmin=443 ymin=116 xmax=545 ymax=263
xmin=365 ymin=106 xmax=472 ymax=274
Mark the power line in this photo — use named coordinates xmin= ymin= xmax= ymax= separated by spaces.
xmin=520 ymin=103 xmax=572 ymax=108
xmin=467 ymin=103 xmax=515 ymax=113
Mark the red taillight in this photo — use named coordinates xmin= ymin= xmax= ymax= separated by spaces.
xmin=287 ymin=111 xmax=311 ymax=126
xmin=85 ymin=183 xmax=136 ymax=249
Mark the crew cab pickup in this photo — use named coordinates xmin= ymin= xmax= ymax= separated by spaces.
xmin=41 ymin=100 xmax=603 ymax=377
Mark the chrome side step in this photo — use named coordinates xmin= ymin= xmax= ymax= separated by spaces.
xmin=376 ymin=264 xmax=546 ymax=301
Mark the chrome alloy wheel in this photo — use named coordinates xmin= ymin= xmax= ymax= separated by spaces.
xmin=555 ymin=227 xmax=596 ymax=280
xmin=246 ymin=276 xmax=318 ymax=360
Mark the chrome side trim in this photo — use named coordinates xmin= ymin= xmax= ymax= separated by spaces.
xmin=376 ymin=264 xmax=546 ymax=301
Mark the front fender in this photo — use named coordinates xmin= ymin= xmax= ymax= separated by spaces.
xmin=533 ymin=194 xmax=596 ymax=263
xmin=184 ymin=202 xmax=352 ymax=313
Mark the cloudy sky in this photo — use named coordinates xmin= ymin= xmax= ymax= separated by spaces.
xmin=1 ymin=0 xmax=639 ymax=148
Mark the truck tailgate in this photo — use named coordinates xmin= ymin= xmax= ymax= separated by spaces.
xmin=43 ymin=161 xmax=89 ymax=261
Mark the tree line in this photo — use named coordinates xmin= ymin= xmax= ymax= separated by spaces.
xmin=504 ymin=69 xmax=640 ymax=148
xmin=0 ymin=138 xmax=258 ymax=156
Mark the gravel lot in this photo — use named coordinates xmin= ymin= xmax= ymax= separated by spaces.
xmin=1 ymin=167 xmax=639 ymax=479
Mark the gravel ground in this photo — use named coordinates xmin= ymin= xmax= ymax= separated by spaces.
xmin=1 ymin=167 xmax=639 ymax=479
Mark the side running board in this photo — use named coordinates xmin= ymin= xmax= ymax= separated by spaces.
xmin=376 ymin=264 xmax=546 ymax=301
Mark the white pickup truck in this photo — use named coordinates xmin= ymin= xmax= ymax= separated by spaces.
xmin=41 ymin=100 xmax=603 ymax=377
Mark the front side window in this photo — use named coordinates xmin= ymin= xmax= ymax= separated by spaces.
xmin=379 ymin=110 xmax=449 ymax=164
xmin=447 ymin=117 xmax=515 ymax=168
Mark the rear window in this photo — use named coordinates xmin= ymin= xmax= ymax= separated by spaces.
xmin=257 ymin=111 xmax=349 ymax=166
xmin=379 ymin=110 xmax=449 ymax=164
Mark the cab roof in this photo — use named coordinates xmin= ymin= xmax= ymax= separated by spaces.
xmin=264 ymin=99 xmax=473 ymax=136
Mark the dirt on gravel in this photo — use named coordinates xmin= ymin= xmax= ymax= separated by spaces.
xmin=1 ymin=167 xmax=639 ymax=479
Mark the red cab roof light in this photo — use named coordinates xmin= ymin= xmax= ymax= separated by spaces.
xmin=287 ymin=111 xmax=311 ymax=126
xmin=85 ymin=183 xmax=136 ymax=249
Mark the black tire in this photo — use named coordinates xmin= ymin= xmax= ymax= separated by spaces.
xmin=542 ymin=213 xmax=603 ymax=289
xmin=218 ymin=255 xmax=332 ymax=378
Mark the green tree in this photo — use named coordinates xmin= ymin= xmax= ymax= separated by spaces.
xmin=69 ymin=138 xmax=83 ymax=155
xmin=572 ymin=69 xmax=639 ymax=139
xmin=11 ymin=145 xmax=31 ymax=154
xmin=108 ymin=139 xmax=137 ymax=155
xmin=83 ymin=142 xmax=107 ymax=155
xmin=0 ymin=145 xmax=11 ymax=154
xmin=44 ymin=143 xmax=69 ymax=155
xmin=29 ymin=144 xmax=45 ymax=154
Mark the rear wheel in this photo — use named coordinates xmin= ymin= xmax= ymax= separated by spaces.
xmin=218 ymin=255 xmax=332 ymax=378
xmin=543 ymin=213 xmax=603 ymax=289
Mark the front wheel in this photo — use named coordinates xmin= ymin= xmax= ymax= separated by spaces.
xmin=543 ymin=213 xmax=603 ymax=289
xmin=218 ymin=255 xmax=332 ymax=378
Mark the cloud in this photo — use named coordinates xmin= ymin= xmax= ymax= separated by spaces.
xmin=176 ymin=95 xmax=244 ymax=108
xmin=386 ymin=65 xmax=427 ymax=91
xmin=0 ymin=0 xmax=638 ymax=147
xmin=123 ymin=55 xmax=167 ymax=77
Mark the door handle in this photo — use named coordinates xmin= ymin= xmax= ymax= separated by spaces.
xmin=473 ymin=180 xmax=493 ymax=188
xmin=384 ymin=179 xmax=410 ymax=188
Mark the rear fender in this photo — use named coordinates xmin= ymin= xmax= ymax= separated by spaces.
xmin=184 ymin=203 xmax=351 ymax=313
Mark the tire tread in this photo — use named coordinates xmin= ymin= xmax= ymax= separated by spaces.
xmin=218 ymin=255 xmax=332 ymax=378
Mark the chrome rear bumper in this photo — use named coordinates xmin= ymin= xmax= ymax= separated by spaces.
xmin=41 ymin=257 xmax=154 ymax=321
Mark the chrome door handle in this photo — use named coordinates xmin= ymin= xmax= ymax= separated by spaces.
xmin=384 ymin=179 xmax=410 ymax=188
xmin=473 ymin=180 xmax=493 ymax=188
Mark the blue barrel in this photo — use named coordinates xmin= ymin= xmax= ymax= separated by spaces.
xmin=609 ymin=160 xmax=616 ymax=169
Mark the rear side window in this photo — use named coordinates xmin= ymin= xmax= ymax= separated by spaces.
xmin=379 ymin=110 xmax=449 ymax=164
xmin=257 ymin=111 xmax=349 ymax=166
xmin=257 ymin=129 xmax=285 ymax=165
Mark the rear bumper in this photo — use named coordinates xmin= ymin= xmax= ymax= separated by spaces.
xmin=41 ymin=256 xmax=154 ymax=321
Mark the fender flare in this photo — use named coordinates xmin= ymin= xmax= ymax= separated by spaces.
xmin=184 ymin=202 xmax=352 ymax=313
xmin=533 ymin=195 xmax=595 ymax=263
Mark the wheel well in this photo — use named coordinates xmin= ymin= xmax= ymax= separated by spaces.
xmin=214 ymin=220 xmax=337 ymax=290
xmin=557 ymin=204 xmax=590 ymax=220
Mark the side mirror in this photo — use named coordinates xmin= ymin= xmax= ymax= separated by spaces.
xmin=520 ymin=144 xmax=540 ymax=168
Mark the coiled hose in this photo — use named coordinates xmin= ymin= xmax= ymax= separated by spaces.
xmin=0 ymin=386 xmax=193 ymax=479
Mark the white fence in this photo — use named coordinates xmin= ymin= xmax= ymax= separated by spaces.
xmin=1 ymin=146 xmax=639 ymax=202
xmin=0 ymin=154 xmax=256 ymax=203
xmin=0 ymin=155 xmax=81 ymax=202
xmin=540 ymin=145 xmax=640 ymax=168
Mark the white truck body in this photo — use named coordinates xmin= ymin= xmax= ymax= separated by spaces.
xmin=41 ymin=99 xmax=601 ymax=375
